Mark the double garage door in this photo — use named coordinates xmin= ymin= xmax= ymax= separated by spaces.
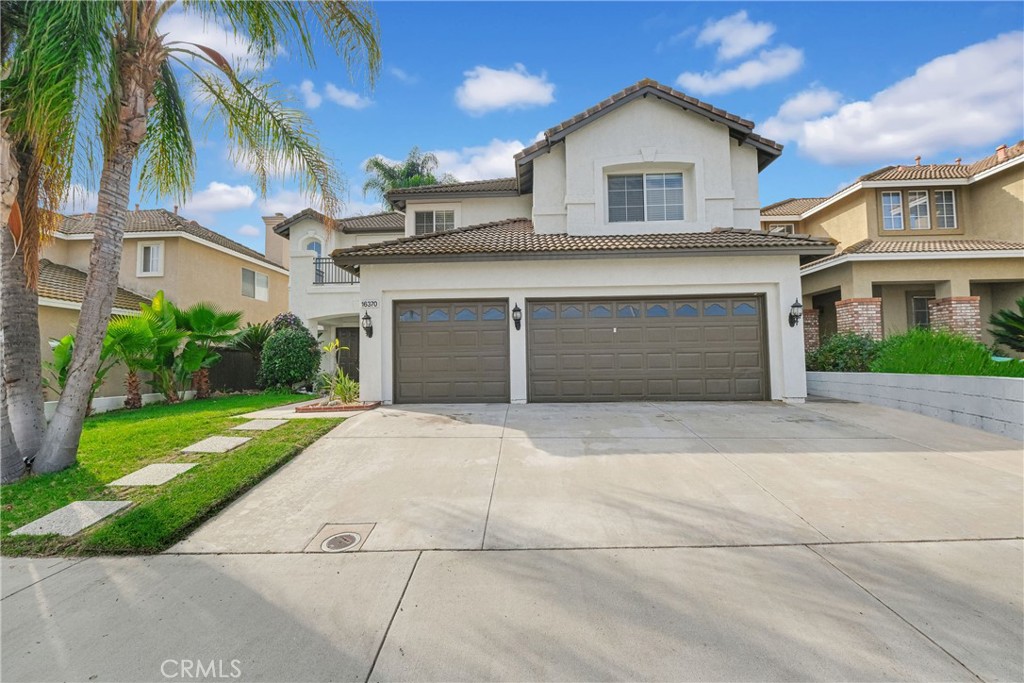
xmin=393 ymin=296 xmax=767 ymax=403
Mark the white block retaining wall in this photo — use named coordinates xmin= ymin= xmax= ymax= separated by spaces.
xmin=806 ymin=372 xmax=1024 ymax=441
xmin=44 ymin=391 xmax=196 ymax=421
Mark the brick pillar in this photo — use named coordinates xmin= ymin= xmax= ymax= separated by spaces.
xmin=803 ymin=308 xmax=820 ymax=352
xmin=835 ymin=297 xmax=882 ymax=340
xmin=928 ymin=296 xmax=982 ymax=341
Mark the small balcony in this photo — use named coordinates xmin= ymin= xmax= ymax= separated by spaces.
xmin=313 ymin=257 xmax=359 ymax=285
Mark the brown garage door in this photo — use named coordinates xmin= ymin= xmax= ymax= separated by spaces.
xmin=394 ymin=300 xmax=510 ymax=403
xmin=527 ymin=296 xmax=767 ymax=402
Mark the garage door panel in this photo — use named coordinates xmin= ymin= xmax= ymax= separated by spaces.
xmin=395 ymin=300 xmax=509 ymax=403
xmin=528 ymin=296 xmax=766 ymax=401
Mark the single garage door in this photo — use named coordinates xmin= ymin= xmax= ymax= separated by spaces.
xmin=527 ymin=296 xmax=767 ymax=402
xmin=394 ymin=300 xmax=510 ymax=403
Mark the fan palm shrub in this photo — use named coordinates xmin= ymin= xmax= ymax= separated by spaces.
xmin=989 ymin=298 xmax=1024 ymax=354
xmin=106 ymin=310 xmax=187 ymax=409
xmin=171 ymin=302 xmax=243 ymax=398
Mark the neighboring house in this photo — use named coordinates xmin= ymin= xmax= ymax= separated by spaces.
xmin=761 ymin=142 xmax=1024 ymax=350
xmin=291 ymin=78 xmax=834 ymax=404
xmin=37 ymin=258 xmax=150 ymax=400
xmin=39 ymin=207 xmax=290 ymax=400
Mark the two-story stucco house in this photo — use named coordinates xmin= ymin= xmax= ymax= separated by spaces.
xmin=761 ymin=142 xmax=1024 ymax=351
xmin=303 ymin=79 xmax=834 ymax=405
xmin=40 ymin=208 xmax=290 ymax=399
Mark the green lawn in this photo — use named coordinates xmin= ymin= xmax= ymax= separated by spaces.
xmin=1 ymin=393 xmax=341 ymax=556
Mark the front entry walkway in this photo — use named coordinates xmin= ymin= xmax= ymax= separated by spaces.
xmin=3 ymin=401 xmax=1021 ymax=682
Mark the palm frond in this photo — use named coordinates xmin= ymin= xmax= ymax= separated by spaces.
xmin=137 ymin=60 xmax=195 ymax=202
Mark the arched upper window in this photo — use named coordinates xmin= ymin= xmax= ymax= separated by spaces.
xmin=304 ymin=239 xmax=323 ymax=257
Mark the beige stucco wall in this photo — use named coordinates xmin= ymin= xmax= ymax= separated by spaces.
xmin=799 ymin=193 xmax=871 ymax=250
xmin=44 ymin=235 xmax=288 ymax=324
xmin=357 ymin=254 xmax=808 ymax=404
xmin=964 ymin=164 xmax=1024 ymax=242
xmin=39 ymin=305 xmax=131 ymax=400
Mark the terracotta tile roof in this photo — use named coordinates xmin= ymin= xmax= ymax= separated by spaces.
xmin=332 ymin=218 xmax=835 ymax=265
xmin=858 ymin=140 xmax=1024 ymax=182
xmin=802 ymin=238 xmax=1024 ymax=270
xmin=388 ymin=178 xmax=518 ymax=197
xmin=516 ymin=79 xmax=780 ymax=160
xmin=38 ymin=259 xmax=150 ymax=311
xmin=272 ymin=208 xmax=405 ymax=236
xmin=59 ymin=209 xmax=281 ymax=268
xmin=761 ymin=197 xmax=828 ymax=217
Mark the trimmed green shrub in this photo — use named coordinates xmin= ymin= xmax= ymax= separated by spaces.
xmin=271 ymin=312 xmax=307 ymax=333
xmin=259 ymin=327 xmax=321 ymax=388
xmin=869 ymin=328 xmax=1024 ymax=377
xmin=806 ymin=333 xmax=881 ymax=372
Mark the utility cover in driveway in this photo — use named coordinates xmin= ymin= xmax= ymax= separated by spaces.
xmin=527 ymin=296 xmax=767 ymax=401
xmin=394 ymin=300 xmax=510 ymax=403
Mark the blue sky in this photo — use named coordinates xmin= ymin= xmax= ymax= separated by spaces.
xmin=64 ymin=2 xmax=1024 ymax=252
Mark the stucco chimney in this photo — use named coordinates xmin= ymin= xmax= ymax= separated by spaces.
xmin=262 ymin=213 xmax=289 ymax=269
xmin=914 ymin=156 xmax=921 ymax=166
xmin=955 ymin=158 xmax=962 ymax=166
xmin=996 ymin=144 xmax=1008 ymax=162
xmin=173 ymin=205 xmax=178 ymax=214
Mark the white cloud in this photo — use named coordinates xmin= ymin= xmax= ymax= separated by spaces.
xmin=696 ymin=11 xmax=776 ymax=61
xmin=161 ymin=11 xmax=263 ymax=71
xmin=761 ymin=87 xmax=843 ymax=142
xmin=183 ymin=182 xmax=256 ymax=217
xmin=237 ymin=224 xmax=261 ymax=237
xmin=60 ymin=183 xmax=98 ymax=214
xmin=259 ymin=190 xmax=310 ymax=217
xmin=298 ymin=80 xmax=322 ymax=109
xmin=432 ymin=139 xmax=524 ymax=181
xmin=763 ymin=32 xmax=1024 ymax=164
xmin=389 ymin=66 xmax=418 ymax=85
xmin=324 ymin=84 xmax=372 ymax=109
xmin=455 ymin=64 xmax=555 ymax=115
xmin=677 ymin=46 xmax=803 ymax=96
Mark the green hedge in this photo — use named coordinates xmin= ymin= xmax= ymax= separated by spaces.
xmin=869 ymin=328 xmax=1024 ymax=377
xmin=806 ymin=332 xmax=881 ymax=372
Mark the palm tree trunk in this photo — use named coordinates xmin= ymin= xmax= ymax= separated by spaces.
xmin=1 ymin=142 xmax=45 ymax=482
xmin=193 ymin=368 xmax=211 ymax=399
xmin=32 ymin=47 xmax=156 ymax=473
xmin=124 ymin=369 xmax=142 ymax=409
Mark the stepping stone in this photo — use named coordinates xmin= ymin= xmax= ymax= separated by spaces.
xmin=182 ymin=436 xmax=251 ymax=453
xmin=231 ymin=419 xmax=287 ymax=431
xmin=10 ymin=501 xmax=131 ymax=537
xmin=108 ymin=463 xmax=197 ymax=487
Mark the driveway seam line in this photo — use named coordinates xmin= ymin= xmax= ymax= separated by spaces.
xmin=365 ymin=550 xmax=422 ymax=683
xmin=481 ymin=406 xmax=510 ymax=550
xmin=654 ymin=405 xmax=834 ymax=543
xmin=804 ymin=544 xmax=986 ymax=682
xmin=0 ymin=558 xmax=90 ymax=601
xmin=155 ymin=536 xmax=1024 ymax=556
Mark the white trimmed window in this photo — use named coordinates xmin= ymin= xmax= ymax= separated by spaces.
xmin=881 ymin=191 xmax=903 ymax=230
xmin=242 ymin=268 xmax=269 ymax=301
xmin=767 ymin=223 xmax=795 ymax=235
xmin=137 ymin=241 xmax=164 ymax=276
xmin=414 ymin=210 xmax=455 ymax=235
xmin=934 ymin=190 xmax=957 ymax=229
xmin=907 ymin=191 xmax=930 ymax=229
xmin=304 ymin=238 xmax=322 ymax=256
xmin=608 ymin=173 xmax=684 ymax=222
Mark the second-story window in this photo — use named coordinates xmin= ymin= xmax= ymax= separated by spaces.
xmin=934 ymin=190 xmax=957 ymax=229
xmin=608 ymin=173 xmax=684 ymax=223
xmin=881 ymin=191 xmax=903 ymax=230
xmin=242 ymin=268 xmax=269 ymax=301
xmin=137 ymin=241 xmax=163 ymax=276
xmin=908 ymin=191 xmax=930 ymax=229
xmin=414 ymin=210 xmax=455 ymax=235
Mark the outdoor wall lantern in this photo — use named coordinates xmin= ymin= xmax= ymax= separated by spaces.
xmin=788 ymin=299 xmax=804 ymax=327
xmin=512 ymin=304 xmax=523 ymax=331
xmin=361 ymin=311 xmax=374 ymax=338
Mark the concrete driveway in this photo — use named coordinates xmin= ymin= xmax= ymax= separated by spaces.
xmin=3 ymin=400 xmax=1022 ymax=682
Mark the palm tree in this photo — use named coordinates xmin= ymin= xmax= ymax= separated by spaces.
xmin=989 ymin=298 xmax=1024 ymax=353
xmin=28 ymin=1 xmax=381 ymax=474
xmin=106 ymin=310 xmax=187 ymax=409
xmin=1 ymin=1 xmax=112 ymax=482
xmin=362 ymin=147 xmax=458 ymax=206
xmin=171 ymin=302 xmax=243 ymax=399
